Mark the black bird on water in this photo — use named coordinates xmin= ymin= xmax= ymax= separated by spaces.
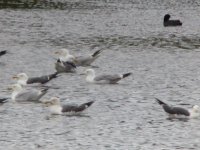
xmin=163 ymin=14 xmax=182 ymax=27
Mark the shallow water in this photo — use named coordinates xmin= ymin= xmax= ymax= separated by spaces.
xmin=1 ymin=0 xmax=200 ymax=149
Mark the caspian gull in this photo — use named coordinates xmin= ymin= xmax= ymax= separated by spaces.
xmin=54 ymin=48 xmax=103 ymax=67
xmin=13 ymin=72 xmax=58 ymax=86
xmin=85 ymin=69 xmax=132 ymax=84
xmin=8 ymin=84 xmax=48 ymax=102
xmin=156 ymin=98 xmax=199 ymax=118
xmin=44 ymin=97 xmax=94 ymax=115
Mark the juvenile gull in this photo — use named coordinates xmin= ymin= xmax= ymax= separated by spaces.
xmin=44 ymin=97 xmax=94 ymax=115
xmin=13 ymin=72 xmax=58 ymax=86
xmin=85 ymin=69 xmax=132 ymax=84
xmin=0 ymin=50 xmax=6 ymax=57
xmin=155 ymin=98 xmax=199 ymax=118
xmin=55 ymin=59 xmax=76 ymax=73
xmin=163 ymin=14 xmax=182 ymax=27
xmin=55 ymin=48 xmax=103 ymax=67
xmin=8 ymin=84 xmax=48 ymax=102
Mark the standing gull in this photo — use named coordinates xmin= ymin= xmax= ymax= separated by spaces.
xmin=8 ymin=84 xmax=48 ymax=102
xmin=13 ymin=72 xmax=58 ymax=86
xmin=85 ymin=69 xmax=132 ymax=84
xmin=155 ymin=98 xmax=199 ymax=118
xmin=54 ymin=48 xmax=103 ymax=67
xmin=43 ymin=97 xmax=94 ymax=115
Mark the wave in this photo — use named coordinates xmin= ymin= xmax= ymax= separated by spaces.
xmin=78 ymin=34 xmax=200 ymax=50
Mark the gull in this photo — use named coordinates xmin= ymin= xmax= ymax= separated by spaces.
xmin=43 ymin=97 xmax=94 ymax=115
xmin=8 ymin=84 xmax=48 ymax=102
xmin=54 ymin=48 xmax=103 ymax=67
xmin=85 ymin=69 xmax=132 ymax=84
xmin=155 ymin=98 xmax=199 ymax=118
xmin=13 ymin=72 xmax=58 ymax=86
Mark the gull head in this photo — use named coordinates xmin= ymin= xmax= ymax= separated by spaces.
xmin=85 ymin=69 xmax=95 ymax=76
xmin=7 ymin=84 xmax=23 ymax=92
xmin=54 ymin=48 xmax=76 ymax=62
xmin=54 ymin=48 xmax=70 ymax=57
xmin=43 ymin=97 xmax=60 ymax=107
xmin=13 ymin=73 xmax=28 ymax=81
xmin=192 ymin=105 xmax=199 ymax=113
xmin=67 ymin=55 xmax=76 ymax=63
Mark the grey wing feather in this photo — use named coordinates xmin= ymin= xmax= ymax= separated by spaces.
xmin=171 ymin=107 xmax=190 ymax=116
xmin=27 ymin=73 xmax=57 ymax=84
xmin=75 ymin=56 xmax=95 ymax=66
xmin=15 ymin=89 xmax=42 ymax=102
xmin=61 ymin=104 xmax=79 ymax=112
xmin=163 ymin=105 xmax=190 ymax=116
xmin=94 ymin=74 xmax=121 ymax=82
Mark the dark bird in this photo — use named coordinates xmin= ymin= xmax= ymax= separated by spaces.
xmin=163 ymin=14 xmax=182 ymax=27
xmin=155 ymin=98 xmax=199 ymax=118
xmin=0 ymin=50 xmax=6 ymax=57
xmin=44 ymin=97 xmax=94 ymax=115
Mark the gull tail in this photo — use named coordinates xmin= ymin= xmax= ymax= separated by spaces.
xmin=0 ymin=98 xmax=8 ymax=103
xmin=78 ymin=101 xmax=95 ymax=112
xmin=92 ymin=49 xmax=103 ymax=58
xmin=122 ymin=73 xmax=132 ymax=78
xmin=155 ymin=98 xmax=167 ymax=105
xmin=41 ymin=88 xmax=48 ymax=95
xmin=49 ymin=72 xmax=58 ymax=80
xmin=0 ymin=50 xmax=6 ymax=56
xmin=65 ymin=61 xmax=76 ymax=68
xmin=83 ymin=101 xmax=94 ymax=108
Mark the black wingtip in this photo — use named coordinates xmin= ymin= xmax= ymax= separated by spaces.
xmin=0 ymin=50 xmax=6 ymax=56
xmin=155 ymin=98 xmax=166 ymax=105
xmin=49 ymin=72 xmax=59 ymax=79
xmin=66 ymin=61 xmax=76 ymax=68
xmin=122 ymin=73 xmax=132 ymax=78
xmin=0 ymin=98 xmax=8 ymax=103
xmin=41 ymin=88 xmax=48 ymax=94
xmin=85 ymin=101 xmax=94 ymax=107
xmin=92 ymin=49 xmax=102 ymax=57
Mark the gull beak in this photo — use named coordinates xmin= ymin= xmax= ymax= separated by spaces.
xmin=12 ymin=75 xmax=19 ymax=79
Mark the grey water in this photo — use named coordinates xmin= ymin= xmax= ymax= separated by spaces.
xmin=1 ymin=0 xmax=200 ymax=149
